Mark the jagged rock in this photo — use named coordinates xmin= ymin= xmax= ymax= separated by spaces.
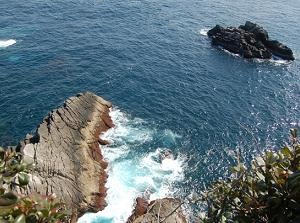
xmin=127 ymin=198 xmax=187 ymax=223
xmin=127 ymin=197 xmax=149 ymax=223
xmin=265 ymin=40 xmax=295 ymax=60
xmin=18 ymin=92 xmax=113 ymax=220
xmin=207 ymin=21 xmax=295 ymax=60
xmin=239 ymin=21 xmax=269 ymax=42
xmin=98 ymin=138 xmax=110 ymax=145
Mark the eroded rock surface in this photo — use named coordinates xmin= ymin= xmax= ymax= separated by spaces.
xmin=127 ymin=198 xmax=186 ymax=223
xmin=207 ymin=21 xmax=295 ymax=60
xmin=17 ymin=92 xmax=113 ymax=219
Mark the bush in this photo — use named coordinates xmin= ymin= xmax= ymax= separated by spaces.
xmin=0 ymin=147 xmax=69 ymax=222
xmin=199 ymin=129 xmax=300 ymax=223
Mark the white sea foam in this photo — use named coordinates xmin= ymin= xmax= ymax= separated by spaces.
xmin=221 ymin=48 xmax=292 ymax=65
xmin=254 ymin=56 xmax=292 ymax=66
xmin=0 ymin=39 xmax=16 ymax=48
xmin=78 ymin=108 xmax=186 ymax=223
xmin=221 ymin=48 xmax=241 ymax=58
xmin=268 ymin=58 xmax=292 ymax=66
xmin=199 ymin=28 xmax=209 ymax=36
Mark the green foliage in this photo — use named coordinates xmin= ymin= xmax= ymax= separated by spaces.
xmin=199 ymin=129 xmax=300 ymax=223
xmin=0 ymin=147 xmax=69 ymax=222
xmin=0 ymin=149 xmax=30 ymax=187
xmin=1 ymin=193 xmax=68 ymax=223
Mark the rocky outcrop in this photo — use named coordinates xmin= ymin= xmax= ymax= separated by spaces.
xmin=207 ymin=21 xmax=295 ymax=60
xmin=127 ymin=198 xmax=187 ymax=223
xmin=16 ymin=92 xmax=113 ymax=220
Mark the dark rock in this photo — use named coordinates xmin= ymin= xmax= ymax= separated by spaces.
xmin=18 ymin=92 xmax=113 ymax=220
xmin=98 ymin=138 xmax=110 ymax=145
xmin=207 ymin=24 xmax=224 ymax=37
xmin=265 ymin=40 xmax=295 ymax=60
xmin=207 ymin=21 xmax=294 ymax=61
xmin=239 ymin=21 xmax=269 ymax=42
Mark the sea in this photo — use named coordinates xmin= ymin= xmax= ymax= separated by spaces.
xmin=0 ymin=0 xmax=299 ymax=222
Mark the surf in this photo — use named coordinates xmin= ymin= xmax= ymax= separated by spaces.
xmin=0 ymin=39 xmax=16 ymax=48
xmin=199 ymin=28 xmax=210 ymax=36
xmin=78 ymin=108 xmax=186 ymax=223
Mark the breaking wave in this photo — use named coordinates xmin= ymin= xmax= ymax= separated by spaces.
xmin=199 ymin=28 xmax=209 ymax=36
xmin=0 ymin=39 xmax=16 ymax=48
xmin=78 ymin=108 xmax=186 ymax=223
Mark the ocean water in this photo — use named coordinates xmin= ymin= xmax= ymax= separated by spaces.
xmin=0 ymin=0 xmax=299 ymax=222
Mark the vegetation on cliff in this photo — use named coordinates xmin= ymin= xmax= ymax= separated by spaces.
xmin=0 ymin=120 xmax=298 ymax=223
xmin=0 ymin=147 xmax=69 ymax=222
xmin=198 ymin=129 xmax=300 ymax=223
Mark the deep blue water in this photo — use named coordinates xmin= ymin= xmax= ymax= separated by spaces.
xmin=0 ymin=0 xmax=299 ymax=221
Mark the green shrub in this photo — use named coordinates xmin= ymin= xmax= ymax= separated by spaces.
xmin=0 ymin=147 xmax=69 ymax=222
xmin=199 ymin=129 xmax=300 ymax=223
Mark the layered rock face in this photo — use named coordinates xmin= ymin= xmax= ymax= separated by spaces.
xmin=207 ymin=21 xmax=295 ymax=60
xmin=17 ymin=92 xmax=113 ymax=219
xmin=127 ymin=197 xmax=187 ymax=223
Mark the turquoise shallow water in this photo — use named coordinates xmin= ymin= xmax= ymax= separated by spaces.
xmin=0 ymin=0 xmax=299 ymax=222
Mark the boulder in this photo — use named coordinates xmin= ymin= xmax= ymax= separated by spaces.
xmin=207 ymin=21 xmax=294 ymax=60
xmin=17 ymin=92 xmax=113 ymax=220
xmin=127 ymin=198 xmax=186 ymax=223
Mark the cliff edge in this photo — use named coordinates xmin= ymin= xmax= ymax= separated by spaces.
xmin=16 ymin=92 xmax=113 ymax=220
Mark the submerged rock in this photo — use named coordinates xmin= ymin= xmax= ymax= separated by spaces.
xmin=160 ymin=149 xmax=174 ymax=161
xmin=127 ymin=198 xmax=186 ymax=223
xmin=17 ymin=92 xmax=113 ymax=220
xmin=207 ymin=21 xmax=295 ymax=60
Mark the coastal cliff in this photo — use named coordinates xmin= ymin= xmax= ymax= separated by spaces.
xmin=12 ymin=92 xmax=187 ymax=222
xmin=16 ymin=92 xmax=113 ymax=220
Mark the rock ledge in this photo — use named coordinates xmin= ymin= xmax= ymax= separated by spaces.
xmin=17 ymin=92 xmax=113 ymax=220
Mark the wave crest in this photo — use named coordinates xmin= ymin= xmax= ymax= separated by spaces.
xmin=0 ymin=39 xmax=16 ymax=48
xmin=199 ymin=28 xmax=210 ymax=36
xmin=78 ymin=108 xmax=186 ymax=223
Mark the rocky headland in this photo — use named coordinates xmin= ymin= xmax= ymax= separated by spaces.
xmin=16 ymin=92 xmax=114 ymax=221
xmin=14 ymin=92 xmax=186 ymax=222
xmin=207 ymin=21 xmax=295 ymax=60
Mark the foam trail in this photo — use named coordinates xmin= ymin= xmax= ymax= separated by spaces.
xmin=254 ymin=57 xmax=292 ymax=66
xmin=221 ymin=48 xmax=291 ymax=65
xmin=269 ymin=58 xmax=292 ymax=66
xmin=220 ymin=46 xmax=292 ymax=65
xmin=0 ymin=39 xmax=16 ymax=48
xmin=78 ymin=108 xmax=186 ymax=223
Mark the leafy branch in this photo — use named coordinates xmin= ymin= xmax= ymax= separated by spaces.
xmin=0 ymin=147 xmax=69 ymax=223
xmin=197 ymin=129 xmax=300 ymax=223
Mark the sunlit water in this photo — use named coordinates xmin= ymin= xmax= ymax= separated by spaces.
xmin=0 ymin=0 xmax=299 ymax=222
